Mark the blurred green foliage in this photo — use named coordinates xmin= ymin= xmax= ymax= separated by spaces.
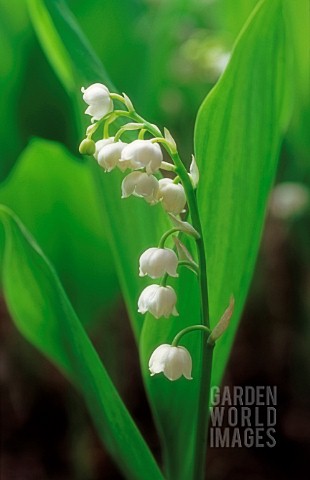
xmin=0 ymin=138 xmax=119 ymax=326
xmin=1 ymin=0 xmax=309 ymax=180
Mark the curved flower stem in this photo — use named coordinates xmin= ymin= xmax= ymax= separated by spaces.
xmin=110 ymin=93 xmax=127 ymax=104
xmin=158 ymin=228 xmax=182 ymax=248
xmin=171 ymin=325 xmax=211 ymax=347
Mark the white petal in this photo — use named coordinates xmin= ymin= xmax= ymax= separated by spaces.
xmin=121 ymin=172 xmax=144 ymax=198
xmin=97 ymin=142 xmax=127 ymax=172
xmin=158 ymin=178 xmax=186 ymax=214
xmin=178 ymin=347 xmax=193 ymax=380
xmin=121 ymin=140 xmax=162 ymax=172
xmin=163 ymin=347 xmax=184 ymax=381
xmin=149 ymin=344 xmax=171 ymax=375
xmin=94 ymin=138 xmax=114 ymax=159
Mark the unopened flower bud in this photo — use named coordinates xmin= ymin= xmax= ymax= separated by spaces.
xmin=97 ymin=141 xmax=127 ymax=172
xmin=189 ymin=155 xmax=199 ymax=188
xmin=122 ymin=172 xmax=159 ymax=203
xmin=158 ymin=178 xmax=186 ymax=214
xmin=149 ymin=344 xmax=192 ymax=381
xmin=79 ymin=138 xmax=96 ymax=156
xmin=138 ymin=284 xmax=178 ymax=318
xmin=120 ymin=140 xmax=163 ymax=174
xmin=139 ymin=247 xmax=178 ymax=278
xmin=81 ymin=83 xmax=113 ymax=121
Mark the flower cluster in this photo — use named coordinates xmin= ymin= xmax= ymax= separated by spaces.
xmin=80 ymin=83 xmax=234 ymax=382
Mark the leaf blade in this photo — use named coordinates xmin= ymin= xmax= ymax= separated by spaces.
xmin=0 ymin=205 xmax=163 ymax=480
xmin=195 ymin=0 xmax=290 ymax=387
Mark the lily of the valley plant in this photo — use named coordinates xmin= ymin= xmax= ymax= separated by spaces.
xmin=80 ymin=83 xmax=235 ymax=381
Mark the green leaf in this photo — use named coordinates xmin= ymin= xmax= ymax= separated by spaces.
xmin=141 ymin=2 xmax=291 ymax=478
xmin=0 ymin=0 xmax=30 ymax=179
xmin=0 ymin=138 xmax=118 ymax=326
xmin=0 ymin=205 xmax=163 ymax=480
xmin=27 ymin=0 xmax=115 ymax=92
xmin=195 ymin=0 xmax=289 ymax=390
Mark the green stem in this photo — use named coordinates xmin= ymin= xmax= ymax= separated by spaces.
xmin=171 ymin=325 xmax=210 ymax=347
xmin=158 ymin=228 xmax=181 ymax=248
xmin=160 ymin=273 xmax=169 ymax=287
xmin=110 ymin=93 xmax=127 ymax=104
xmin=168 ymin=152 xmax=211 ymax=480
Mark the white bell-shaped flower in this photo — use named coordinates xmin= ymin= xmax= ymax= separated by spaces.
xmin=158 ymin=178 xmax=186 ymax=214
xmin=94 ymin=138 xmax=114 ymax=160
xmin=138 ymin=285 xmax=178 ymax=318
xmin=139 ymin=248 xmax=178 ymax=278
xmin=120 ymin=140 xmax=163 ymax=174
xmin=81 ymin=83 xmax=113 ymax=121
xmin=121 ymin=172 xmax=159 ymax=204
xmin=97 ymin=141 xmax=127 ymax=172
xmin=149 ymin=344 xmax=192 ymax=381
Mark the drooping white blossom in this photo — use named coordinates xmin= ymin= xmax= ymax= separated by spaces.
xmin=120 ymin=140 xmax=163 ymax=174
xmin=149 ymin=344 xmax=192 ymax=381
xmin=121 ymin=172 xmax=159 ymax=203
xmin=138 ymin=284 xmax=178 ymax=318
xmin=97 ymin=141 xmax=127 ymax=172
xmin=94 ymin=138 xmax=114 ymax=159
xmin=81 ymin=83 xmax=113 ymax=121
xmin=158 ymin=178 xmax=186 ymax=214
xmin=139 ymin=248 xmax=179 ymax=279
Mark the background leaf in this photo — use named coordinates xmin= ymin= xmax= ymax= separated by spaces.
xmin=195 ymin=0 xmax=290 ymax=389
xmin=0 ymin=205 xmax=163 ymax=480
xmin=0 ymin=138 xmax=119 ymax=326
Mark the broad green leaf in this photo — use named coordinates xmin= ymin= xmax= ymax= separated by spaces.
xmin=284 ymin=0 xmax=310 ymax=180
xmin=71 ymin=0 xmax=147 ymax=98
xmin=195 ymin=0 xmax=290 ymax=392
xmin=27 ymin=0 xmax=114 ymax=92
xmin=142 ymin=1 xmax=291 ymax=478
xmin=0 ymin=205 xmax=163 ymax=480
xmin=0 ymin=138 xmax=118 ymax=326
xmin=215 ymin=0 xmax=259 ymax=38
